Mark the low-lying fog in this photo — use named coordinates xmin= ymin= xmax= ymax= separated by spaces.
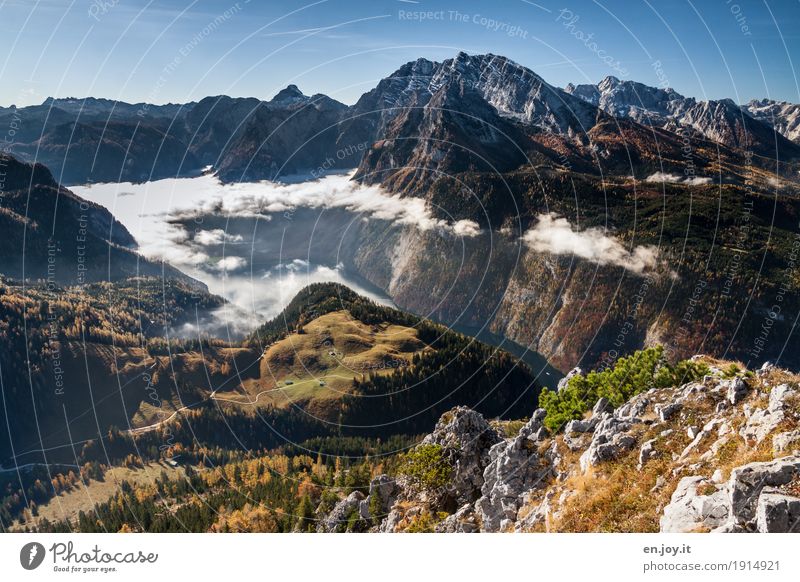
xmin=74 ymin=172 xmax=567 ymax=386
xmin=73 ymin=172 xmax=414 ymax=338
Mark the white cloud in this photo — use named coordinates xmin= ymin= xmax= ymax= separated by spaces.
xmin=278 ymin=259 xmax=310 ymax=272
xmin=135 ymin=223 xmax=210 ymax=267
xmin=213 ymin=256 xmax=248 ymax=273
xmin=522 ymin=214 xmax=658 ymax=274
xmin=646 ymin=172 xmax=711 ymax=186
xmin=74 ymin=173 xmax=483 ymax=270
xmin=452 ymin=219 xmax=482 ymax=237
xmin=143 ymin=172 xmax=481 ymax=237
xmin=194 ymin=229 xmax=244 ymax=246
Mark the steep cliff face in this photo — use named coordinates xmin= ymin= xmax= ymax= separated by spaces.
xmin=346 ymin=169 xmax=800 ymax=372
xmin=354 ymin=79 xmax=532 ymax=194
xmin=350 ymin=53 xmax=625 ymax=195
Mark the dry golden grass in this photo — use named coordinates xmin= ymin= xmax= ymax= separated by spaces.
xmin=760 ymin=368 xmax=800 ymax=389
xmin=231 ymin=311 xmax=429 ymax=413
xmin=546 ymin=366 xmax=800 ymax=532
xmin=551 ymin=424 xmax=672 ymax=533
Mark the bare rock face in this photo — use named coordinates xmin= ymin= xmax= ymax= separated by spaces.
xmin=773 ymin=430 xmax=800 ymax=454
xmin=592 ymin=397 xmax=612 ymax=416
xmin=320 ymin=474 xmax=399 ymax=532
xmin=741 ymin=384 xmax=798 ymax=444
xmin=373 ymin=362 xmax=800 ymax=534
xmin=420 ymin=406 xmax=503 ymax=507
xmin=565 ymin=418 xmax=599 ymax=435
xmin=579 ymin=417 xmax=639 ymax=472
xmin=557 ymin=367 xmax=582 ymax=392
xmin=725 ymin=377 xmax=749 ymax=405
xmin=615 ymin=390 xmax=652 ymax=420
xmin=358 ymin=475 xmax=398 ymax=525
xmin=368 ymin=475 xmax=397 ymax=510
xmin=660 ymin=455 xmax=800 ymax=533
xmin=638 ymin=438 xmax=658 ymax=469
xmin=435 ymin=504 xmax=480 ymax=533
xmin=728 ymin=456 xmax=800 ymax=525
xmin=756 ymin=490 xmax=800 ymax=533
xmin=657 ymin=402 xmax=682 ymax=422
xmin=379 ymin=406 xmax=501 ymax=531
xmin=567 ymin=76 xmax=800 ymax=156
xmin=475 ymin=409 xmax=552 ymax=531
xmin=679 ymin=418 xmax=723 ymax=460
xmin=660 ymin=476 xmax=730 ymax=532
xmin=318 ymin=491 xmax=366 ymax=533
xmin=743 ymin=99 xmax=800 ymax=144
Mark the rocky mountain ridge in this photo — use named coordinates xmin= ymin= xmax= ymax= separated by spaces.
xmin=4 ymin=52 xmax=799 ymax=185
xmin=565 ymin=76 xmax=800 ymax=158
xmin=743 ymin=98 xmax=800 ymax=144
xmin=317 ymin=358 xmax=800 ymax=533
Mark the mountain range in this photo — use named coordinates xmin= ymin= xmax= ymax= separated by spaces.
xmin=2 ymin=51 xmax=799 ymax=375
xmin=2 ymin=52 xmax=798 ymax=185
xmin=3 ymin=52 xmax=800 ymax=534
xmin=565 ymin=76 xmax=800 ymax=156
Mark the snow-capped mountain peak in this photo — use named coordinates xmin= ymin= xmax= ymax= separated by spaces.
xmin=565 ymin=76 xmax=800 ymax=152
xmin=743 ymin=98 xmax=800 ymax=144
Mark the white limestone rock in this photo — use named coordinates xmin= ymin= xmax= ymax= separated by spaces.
xmin=657 ymin=402 xmax=682 ymax=422
xmin=773 ymin=430 xmax=800 ymax=454
xmin=725 ymin=377 xmax=749 ymax=405
xmin=579 ymin=417 xmax=638 ymax=472
xmin=755 ymin=489 xmax=800 ymax=533
xmin=660 ymin=476 xmax=729 ymax=532
xmin=318 ymin=491 xmax=366 ymax=532
xmin=475 ymin=412 xmax=552 ymax=531
xmin=740 ymin=384 xmax=797 ymax=444
xmin=557 ymin=367 xmax=582 ymax=392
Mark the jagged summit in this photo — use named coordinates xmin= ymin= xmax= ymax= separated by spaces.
xmin=743 ymin=98 xmax=800 ymax=143
xmin=599 ymin=75 xmax=621 ymax=87
xmin=370 ymin=52 xmax=597 ymax=134
xmin=270 ymin=84 xmax=307 ymax=105
xmin=565 ymin=75 xmax=799 ymax=154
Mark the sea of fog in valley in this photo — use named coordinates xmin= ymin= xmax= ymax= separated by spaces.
xmin=73 ymin=172 xmax=409 ymax=339
xmin=74 ymin=173 xmax=564 ymax=387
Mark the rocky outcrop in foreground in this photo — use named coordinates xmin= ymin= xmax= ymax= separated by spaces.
xmin=660 ymin=455 xmax=800 ymax=532
xmin=330 ymin=359 xmax=800 ymax=532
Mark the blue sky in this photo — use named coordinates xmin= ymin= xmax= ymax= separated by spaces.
xmin=1 ymin=0 xmax=799 ymax=107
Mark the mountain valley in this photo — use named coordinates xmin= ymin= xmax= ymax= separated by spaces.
xmin=2 ymin=50 xmax=800 ymax=535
